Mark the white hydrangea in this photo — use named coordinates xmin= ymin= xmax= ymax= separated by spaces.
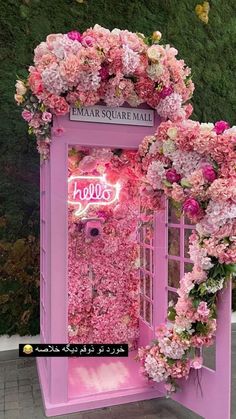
xmin=144 ymin=354 xmax=169 ymax=382
xmin=162 ymin=139 xmax=176 ymax=157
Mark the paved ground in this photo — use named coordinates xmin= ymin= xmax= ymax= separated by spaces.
xmin=0 ymin=327 xmax=235 ymax=419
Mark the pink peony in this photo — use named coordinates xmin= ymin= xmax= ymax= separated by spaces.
xmin=48 ymin=95 xmax=69 ymax=115
xmin=183 ymin=198 xmax=200 ymax=216
xmin=42 ymin=111 xmax=52 ymax=122
xmin=214 ymin=120 xmax=230 ymax=134
xmin=166 ymin=168 xmax=181 ymax=183
xmin=21 ymin=110 xmax=33 ymax=122
xmin=79 ymin=156 xmax=97 ymax=172
xmin=202 ymin=164 xmax=217 ymax=182
xmin=28 ymin=67 xmax=43 ymax=95
xmin=67 ymin=31 xmax=82 ymax=42
xmin=81 ymin=35 xmax=95 ymax=47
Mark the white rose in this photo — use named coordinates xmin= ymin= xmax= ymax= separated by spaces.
xmin=15 ymin=80 xmax=27 ymax=96
xmin=147 ymin=45 xmax=161 ymax=63
xmin=147 ymin=63 xmax=163 ymax=80
xmin=200 ymin=123 xmax=214 ymax=132
xmin=167 ymin=127 xmax=178 ymax=140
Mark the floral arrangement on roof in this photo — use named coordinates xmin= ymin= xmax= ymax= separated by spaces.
xmin=14 ymin=24 xmax=194 ymax=159
xmin=137 ymin=119 xmax=236 ymax=394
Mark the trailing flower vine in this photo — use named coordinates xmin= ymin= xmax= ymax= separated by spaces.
xmin=137 ymin=119 xmax=236 ymax=394
xmin=15 ymin=24 xmax=194 ymax=159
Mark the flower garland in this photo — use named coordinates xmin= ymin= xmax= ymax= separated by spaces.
xmin=15 ymin=25 xmax=194 ymax=159
xmin=137 ymin=119 xmax=236 ymax=394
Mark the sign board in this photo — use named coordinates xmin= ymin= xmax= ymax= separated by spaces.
xmin=68 ymin=174 xmax=120 ymax=217
xmin=70 ymin=105 xmax=154 ymax=127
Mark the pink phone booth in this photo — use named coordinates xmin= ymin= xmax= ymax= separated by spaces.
xmin=37 ymin=105 xmax=231 ymax=418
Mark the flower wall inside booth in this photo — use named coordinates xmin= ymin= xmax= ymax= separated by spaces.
xmin=67 ymin=146 xmax=143 ymax=348
xmin=15 ymin=25 xmax=235 ymax=396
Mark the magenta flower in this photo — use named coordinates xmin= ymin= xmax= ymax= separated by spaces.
xmin=159 ymin=85 xmax=173 ymax=99
xmin=214 ymin=120 xmax=230 ymax=134
xmin=183 ymin=198 xmax=200 ymax=216
xmin=53 ymin=127 xmax=64 ymax=136
xmin=67 ymin=31 xmax=82 ymax=42
xmin=99 ymin=66 xmax=110 ymax=81
xmin=166 ymin=168 xmax=181 ymax=183
xmin=21 ymin=110 xmax=33 ymax=122
xmin=202 ymin=164 xmax=217 ymax=182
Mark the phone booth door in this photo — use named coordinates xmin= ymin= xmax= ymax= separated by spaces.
xmin=153 ymin=199 xmax=232 ymax=419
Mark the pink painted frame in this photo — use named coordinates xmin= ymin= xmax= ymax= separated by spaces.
xmin=38 ymin=111 xmax=166 ymax=416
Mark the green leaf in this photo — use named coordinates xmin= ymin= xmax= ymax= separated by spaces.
xmin=168 ymin=307 xmax=176 ymax=321
xmin=162 ymin=179 xmax=173 ymax=188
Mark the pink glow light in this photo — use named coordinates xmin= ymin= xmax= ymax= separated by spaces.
xmin=68 ymin=174 xmax=121 ymax=217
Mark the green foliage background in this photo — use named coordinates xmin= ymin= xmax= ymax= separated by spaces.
xmin=0 ymin=0 xmax=236 ymax=335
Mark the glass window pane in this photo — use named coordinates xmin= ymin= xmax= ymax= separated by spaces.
xmin=145 ymin=300 xmax=151 ymax=324
xmin=168 ymin=290 xmax=178 ymax=306
xmin=140 ymin=246 xmax=144 ymax=268
xmin=184 ymin=262 xmax=193 ymax=273
xmin=140 ymin=295 xmax=144 ymax=319
xmin=140 ymin=270 xmax=144 ymax=294
xmin=202 ymin=341 xmax=216 ymax=371
xmin=168 ymin=259 xmax=180 ymax=288
xmin=184 ymin=229 xmax=193 ymax=258
xmin=168 ymin=200 xmax=180 ymax=224
xmin=184 ymin=214 xmax=195 ymax=225
xmin=140 ymin=226 xmax=144 ymax=243
xmin=168 ymin=228 xmax=180 ymax=256
xmin=145 ymin=248 xmax=150 ymax=271
xmin=145 ymin=274 xmax=152 ymax=298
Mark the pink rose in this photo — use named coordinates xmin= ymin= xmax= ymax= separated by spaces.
xmin=160 ymin=86 xmax=173 ymax=99
xmin=202 ymin=164 xmax=217 ymax=182
xmin=67 ymin=31 xmax=82 ymax=42
xmin=79 ymin=156 xmax=97 ymax=172
xmin=183 ymin=198 xmax=200 ymax=216
xmin=42 ymin=111 xmax=52 ymax=122
xmin=190 ymin=356 xmax=203 ymax=369
xmin=49 ymin=96 xmax=69 ymax=115
xmin=21 ymin=110 xmax=33 ymax=122
xmin=214 ymin=120 xmax=230 ymax=134
xmin=166 ymin=168 xmax=181 ymax=183
xmin=81 ymin=35 xmax=95 ymax=47
xmin=28 ymin=68 xmax=43 ymax=95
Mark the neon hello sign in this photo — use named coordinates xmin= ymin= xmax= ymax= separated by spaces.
xmin=68 ymin=174 xmax=121 ymax=216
